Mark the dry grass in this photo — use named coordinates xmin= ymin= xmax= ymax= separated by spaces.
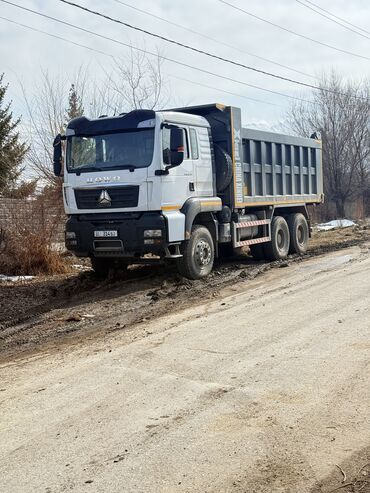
xmin=0 ymin=195 xmax=68 ymax=275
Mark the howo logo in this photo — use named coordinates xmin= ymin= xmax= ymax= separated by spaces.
xmin=98 ymin=190 xmax=112 ymax=207
xmin=87 ymin=176 xmax=120 ymax=184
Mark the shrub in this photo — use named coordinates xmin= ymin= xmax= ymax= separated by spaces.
xmin=0 ymin=195 xmax=68 ymax=275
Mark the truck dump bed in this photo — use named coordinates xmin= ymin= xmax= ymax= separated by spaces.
xmin=239 ymin=127 xmax=323 ymax=207
xmin=173 ymin=104 xmax=323 ymax=209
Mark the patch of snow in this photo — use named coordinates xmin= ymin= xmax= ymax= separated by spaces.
xmin=316 ymin=219 xmax=356 ymax=231
xmin=72 ymin=264 xmax=90 ymax=271
xmin=0 ymin=275 xmax=35 ymax=282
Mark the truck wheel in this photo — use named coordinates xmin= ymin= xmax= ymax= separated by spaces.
xmin=214 ymin=144 xmax=233 ymax=192
xmin=91 ymin=257 xmax=128 ymax=278
xmin=177 ymin=225 xmax=214 ymax=279
xmin=287 ymin=213 xmax=309 ymax=254
xmin=263 ymin=216 xmax=290 ymax=261
xmin=250 ymin=244 xmax=265 ymax=261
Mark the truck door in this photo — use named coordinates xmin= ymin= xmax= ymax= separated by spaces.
xmin=161 ymin=126 xmax=196 ymax=208
xmin=190 ymin=127 xmax=213 ymax=197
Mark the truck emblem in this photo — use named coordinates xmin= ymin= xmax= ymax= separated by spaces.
xmin=98 ymin=190 xmax=112 ymax=207
xmin=87 ymin=176 xmax=120 ymax=184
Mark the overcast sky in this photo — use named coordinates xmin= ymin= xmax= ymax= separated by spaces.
xmin=1 ymin=0 xmax=370 ymax=131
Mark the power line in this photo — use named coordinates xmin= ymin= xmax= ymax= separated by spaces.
xmin=0 ymin=15 xmax=114 ymax=59
xmin=57 ymin=0 xmax=361 ymax=98
xmin=169 ymin=75 xmax=283 ymax=107
xmin=0 ymin=0 xmax=316 ymax=105
xmin=111 ymin=0 xmax=314 ymax=79
xmin=0 ymin=15 xmax=282 ymax=108
xmin=298 ymin=0 xmax=370 ymax=37
xmin=296 ymin=0 xmax=370 ymax=41
xmin=217 ymin=0 xmax=370 ymax=62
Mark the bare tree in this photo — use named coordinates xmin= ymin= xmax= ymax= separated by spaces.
xmin=21 ymin=67 xmax=88 ymax=184
xmin=353 ymin=118 xmax=370 ymax=217
xmin=99 ymin=47 xmax=169 ymax=115
xmin=287 ymin=71 xmax=370 ymax=218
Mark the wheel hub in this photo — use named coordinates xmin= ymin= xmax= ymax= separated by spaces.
xmin=277 ymin=230 xmax=285 ymax=250
xmin=195 ymin=240 xmax=212 ymax=266
xmin=297 ymin=225 xmax=304 ymax=245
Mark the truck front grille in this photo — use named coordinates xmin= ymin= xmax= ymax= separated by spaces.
xmin=74 ymin=186 xmax=139 ymax=209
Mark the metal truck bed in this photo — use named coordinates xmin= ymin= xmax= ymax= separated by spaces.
xmin=239 ymin=128 xmax=323 ymax=207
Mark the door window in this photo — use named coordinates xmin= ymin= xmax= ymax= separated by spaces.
xmin=189 ymin=128 xmax=199 ymax=160
xmin=162 ymin=127 xmax=189 ymax=161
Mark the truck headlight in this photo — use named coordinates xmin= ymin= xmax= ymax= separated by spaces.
xmin=144 ymin=229 xmax=162 ymax=238
xmin=66 ymin=231 xmax=76 ymax=239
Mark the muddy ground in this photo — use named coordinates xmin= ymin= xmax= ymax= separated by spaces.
xmin=0 ymin=223 xmax=369 ymax=364
xmin=1 ymin=235 xmax=370 ymax=493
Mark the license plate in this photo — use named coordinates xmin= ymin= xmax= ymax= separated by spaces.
xmin=94 ymin=230 xmax=118 ymax=238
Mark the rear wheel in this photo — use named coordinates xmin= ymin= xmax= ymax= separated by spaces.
xmin=263 ymin=216 xmax=290 ymax=261
xmin=287 ymin=213 xmax=309 ymax=254
xmin=177 ymin=225 xmax=214 ymax=280
xmin=91 ymin=257 xmax=128 ymax=278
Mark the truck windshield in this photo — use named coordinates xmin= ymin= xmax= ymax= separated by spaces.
xmin=66 ymin=129 xmax=154 ymax=172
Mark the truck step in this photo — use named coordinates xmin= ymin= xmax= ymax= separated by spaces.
xmin=235 ymin=236 xmax=271 ymax=247
xmin=234 ymin=219 xmax=270 ymax=228
xmin=164 ymin=244 xmax=183 ymax=259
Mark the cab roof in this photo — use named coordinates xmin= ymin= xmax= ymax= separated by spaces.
xmin=157 ymin=111 xmax=210 ymax=128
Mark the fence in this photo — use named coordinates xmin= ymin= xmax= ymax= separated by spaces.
xmin=0 ymin=197 xmax=65 ymax=243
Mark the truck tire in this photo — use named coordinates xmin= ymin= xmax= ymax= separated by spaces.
xmin=250 ymin=244 xmax=265 ymax=261
xmin=91 ymin=257 xmax=128 ymax=278
xmin=287 ymin=213 xmax=309 ymax=254
xmin=214 ymin=144 xmax=233 ymax=192
xmin=263 ymin=216 xmax=290 ymax=261
xmin=177 ymin=225 xmax=214 ymax=279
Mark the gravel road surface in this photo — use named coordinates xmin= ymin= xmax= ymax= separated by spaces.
xmin=1 ymin=242 xmax=370 ymax=492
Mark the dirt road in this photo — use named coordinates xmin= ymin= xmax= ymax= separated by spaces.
xmin=0 ymin=226 xmax=368 ymax=363
xmin=1 ymin=240 xmax=370 ymax=493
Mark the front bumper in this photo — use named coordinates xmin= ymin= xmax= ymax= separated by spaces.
xmin=65 ymin=212 xmax=166 ymax=257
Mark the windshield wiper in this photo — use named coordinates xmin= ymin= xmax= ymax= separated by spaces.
xmin=120 ymin=164 xmax=136 ymax=172
xmin=74 ymin=165 xmax=104 ymax=175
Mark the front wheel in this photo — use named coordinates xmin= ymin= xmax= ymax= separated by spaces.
xmin=177 ymin=225 xmax=214 ymax=280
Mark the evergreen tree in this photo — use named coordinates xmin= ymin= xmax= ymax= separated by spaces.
xmin=0 ymin=73 xmax=28 ymax=195
xmin=65 ymin=83 xmax=84 ymax=125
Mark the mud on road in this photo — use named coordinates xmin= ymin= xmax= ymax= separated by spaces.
xmin=1 ymin=227 xmax=370 ymax=493
xmin=0 ymin=224 xmax=369 ymax=363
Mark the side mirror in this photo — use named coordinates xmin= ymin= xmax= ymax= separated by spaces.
xmin=53 ymin=134 xmax=63 ymax=177
xmin=163 ymin=127 xmax=184 ymax=167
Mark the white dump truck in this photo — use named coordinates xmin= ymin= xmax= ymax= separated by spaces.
xmin=53 ymin=104 xmax=323 ymax=279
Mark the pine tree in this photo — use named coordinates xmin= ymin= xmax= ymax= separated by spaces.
xmin=0 ymin=73 xmax=28 ymax=195
xmin=65 ymin=83 xmax=84 ymax=125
